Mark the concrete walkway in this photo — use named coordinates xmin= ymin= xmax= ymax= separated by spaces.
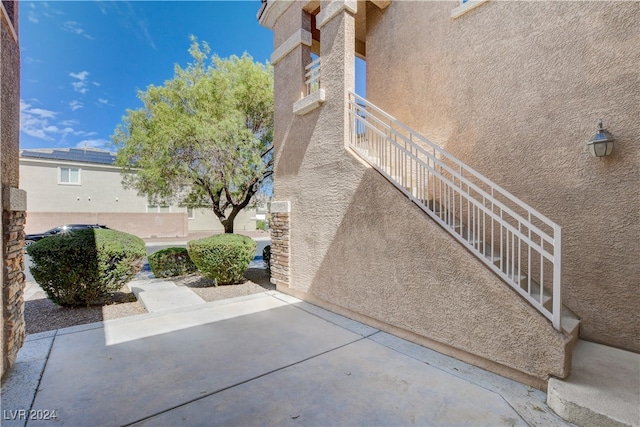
xmin=1 ymin=292 xmax=572 ymax=427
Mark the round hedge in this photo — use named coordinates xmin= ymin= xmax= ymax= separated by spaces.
xmin=26 ymin=228 xmax=146 ymax=306
xmin=187 ymin=234 xmax=256 ymax=286
xmin=148 ymin=247 xmax=198 ymax=278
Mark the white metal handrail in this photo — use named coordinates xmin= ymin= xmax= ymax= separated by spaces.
xmin=348 ymin=92 xmax=562 ymax=330
xmin=305 ymin=57 xmax=321 ymax=96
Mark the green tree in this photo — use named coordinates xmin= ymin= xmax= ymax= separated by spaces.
xmin=113 ymin=38 xmax=273 ymax=233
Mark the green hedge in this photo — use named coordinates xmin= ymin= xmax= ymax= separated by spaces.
xmin=187 ymin=234 xmax=256 ymax=286
xmin=27 ymin=228 xmax=146 ymax=306
xmin=148 ymin=247 xmax=197 ymax=278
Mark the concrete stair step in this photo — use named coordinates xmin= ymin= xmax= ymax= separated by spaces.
xmin=547 ymin=340 xmax=639 ymax=427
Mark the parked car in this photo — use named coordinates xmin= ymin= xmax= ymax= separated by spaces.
xmin=25 ymin=224 xmax=109 ymax=247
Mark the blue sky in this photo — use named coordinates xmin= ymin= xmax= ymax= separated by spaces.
xmin=19 ymin=1 xmax=274 ymax=151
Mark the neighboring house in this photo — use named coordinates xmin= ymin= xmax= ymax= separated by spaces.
xmin=1 ymin=0 xmax=26 ymax=378
xmin=259 ymin=0 xmax=638 ymax=392
xmin=20 ymin=148 xmax=257 ymax=238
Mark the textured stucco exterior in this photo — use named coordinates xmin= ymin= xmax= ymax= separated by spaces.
xmin=1 ymin=0 xmax=24 ymax=379
xmin=262 ymin=0 xmax=638 ymax=383
xmin=364 ymin=1 xmax=639 ymax=352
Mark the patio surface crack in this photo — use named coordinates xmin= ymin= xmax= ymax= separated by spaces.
xmin=121 ymin=336 xmax=368 ymax=427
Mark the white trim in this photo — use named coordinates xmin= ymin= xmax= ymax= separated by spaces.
xmin=451 ymin=0 xmax=490 ymax=19
xmin=20 ymin=157 xmax=123 ymax=171
xmin=317 ymin=0 xmax=357 ymax=28
xmin=258 ymin=0 xmax=293 ymax=30
xmin=271 ymin=29 xmax=312 ymax=65
xmin=58 ymin=166 xmax=81 ymax=185
xmin=0 ymin=1 xmax=18 ymax=43
xmin=293 ymin=89 xmax=326 ymax=115
xmin=270 ymin=201 xmax=290 ymax=213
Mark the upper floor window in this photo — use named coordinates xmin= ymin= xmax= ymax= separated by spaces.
xmin=59 ymin=167 xmax=81 ymax=185
xmin=187 ymin=207 xmax=195 ymax=220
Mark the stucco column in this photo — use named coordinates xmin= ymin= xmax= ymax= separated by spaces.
xmin=318 ymin=0 xmax=356 ymax=152
xmin=271 ymin=6 xmax=312 ymax=194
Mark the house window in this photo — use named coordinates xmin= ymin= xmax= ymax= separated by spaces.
xmin=147 ymin=205 xmax=170 ymax=213
xmin=187 ymin=208 xmax=195 ymax=220
xmin=59 ymin=167 xmax=81 ymax=185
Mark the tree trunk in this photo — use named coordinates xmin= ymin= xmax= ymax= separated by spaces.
xmin=223 ymin=219 xmax=234 ymax=234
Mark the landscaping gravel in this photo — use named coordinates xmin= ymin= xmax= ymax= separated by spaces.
xmin=24 ymin=268 xmax=274 ymax=335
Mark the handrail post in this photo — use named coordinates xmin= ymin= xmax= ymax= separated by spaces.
xmin=553 ymin=224 xmax=562 ymax=331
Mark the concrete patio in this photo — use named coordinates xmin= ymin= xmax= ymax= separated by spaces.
xmin=1 ymin=291 xmax=572 ymax=427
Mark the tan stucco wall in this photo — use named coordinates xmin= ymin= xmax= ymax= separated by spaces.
xmin=25 ymin=212 xmax=189 ymax=239
xmin=187 ymin=207 xmax=257 ymax=233
xmin=1 ymin=13 xmax=19 ymax=189
xmin=267 ymin=1 xmax=573 ymax=381
xmin=365 ymin=1 xmax=639 ymax=352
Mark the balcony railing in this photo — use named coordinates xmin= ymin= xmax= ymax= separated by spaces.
xmin=305 ymin=57 xmax=321 ymax=96
xmin=348 ymin=92 xmax=562 ymax=331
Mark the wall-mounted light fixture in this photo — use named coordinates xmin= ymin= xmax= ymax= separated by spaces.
xmin=587 ymin=119 xmax=614 ymax=158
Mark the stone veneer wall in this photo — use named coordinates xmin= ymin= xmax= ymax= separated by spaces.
xmin=269 ymin=201 xmax=290 ymax=287
xmin=2 ymin=208 xmax=25 ymax=372
xmin=2 ymin=0 xmax=24 ymax=378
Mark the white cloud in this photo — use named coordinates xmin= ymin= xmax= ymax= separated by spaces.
xmin=72 ymin=82 xmax=89 ymax=94
xmin=69 ymin=71 xmax=90 ymax=94
xmin=92 ymin=81 xmax=101 ymax=87
xmin=59 ymin=119 xmax=79 ymax=127
xmin=28 ymin=107 xmax=57 ymax=119
xmin=69 ymin=100 xmax=84 ymax=111
xmin=20 ymin=100 xmax=59 ymax=141
xmin=76 ymin=139 xmax=110 ymax=149
xmin=74 ymin=130 xmax=98 ymax=137
xmin=98 ymin=98 xmax=109 ymax=105
xmin=61 ymin=21 xmax=94 ymax=40
xmin=27 ymin=2 xmax=64 ymax=24
xmin=69 ymin=71 xmax=89 ymax=81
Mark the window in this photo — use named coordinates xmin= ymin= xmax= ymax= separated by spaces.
xmin=147 ymin=205 xmax=170 ymax=213
xmin=59 ymin=167 xmax=81 ymax=185
xmin=187 ymin=208 xmax=195 ymax=220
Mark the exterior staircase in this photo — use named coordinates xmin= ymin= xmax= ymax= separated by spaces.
xmin=347 ymin=92 xmax=579 ymax=338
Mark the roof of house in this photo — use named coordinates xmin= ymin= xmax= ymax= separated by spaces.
xmin=20 ymin=148 xmax=117 ymax=165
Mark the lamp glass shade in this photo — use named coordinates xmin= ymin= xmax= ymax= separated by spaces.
xmin=587 ymin=125 xmax=614 ymax=157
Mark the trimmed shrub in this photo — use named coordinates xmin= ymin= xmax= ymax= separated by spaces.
xmin=27 ymin=228 xmax=146 ymax=306
xmin=148 ymin=247 xmax=197 ymax=278
xmin=256 ymin=220 xmax=266 ymax=231
xmin=187 ymin=234 xmax=256 ymax=286
xmin=263 ymin=245 xmax=271 ymax=273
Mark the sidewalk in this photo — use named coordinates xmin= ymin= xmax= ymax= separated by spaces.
xmin=143 ymin=230 xmax=271 ymax=246
xmin=1 ymin=290 xmax=571 ymax=427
